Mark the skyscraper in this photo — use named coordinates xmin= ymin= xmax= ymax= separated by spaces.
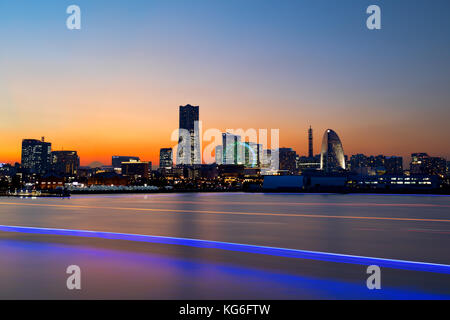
xmin=215 ymin=145 xmax=223 ymax=165
xmin=278 ymin=148 xmax=297 ymax=175
xmin=262 ymin=149 xmax=272 ymax=168
xmin=222 ymin=133 xmax=242 ymax=165
xmin=159 ymin=148 xmax=173 ymax=169
xmin=177 ymin=104 xmax=201 ymax=166
xmin=21 ymin=138 xmax=52 ymax=175
xmin=243 ymin=142 xmax=262 ymax=168
xmin=308 ymin=126 xmax=313 ymax=158
xmin=384 ymin=156 xmax=403 ymax=175
xmin=320 ymin=129 xmax=346 ymax=172
xmin=410 ymin=153 xmax=447 ymax=176
xmin=51 ymin=151 xmax=80 ymax=176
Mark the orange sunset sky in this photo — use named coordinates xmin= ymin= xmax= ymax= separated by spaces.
xmin=0 ymin=1 xmax=449 ymax=166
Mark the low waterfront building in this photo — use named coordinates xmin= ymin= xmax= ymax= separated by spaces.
xmin=263 ymin=175 xmax=304 ymax=191
xmin=349 ymin=174 xmax=440 ymax=190
xmin=121 ymin=161 xmax=151 ymax=179
xmin=39 ymin=173 xmax=65 ymax=190
xmin=87 ymin=172 xmax=128 ymax=186
xmin=112 ymin=156 xmax=140 ymax=170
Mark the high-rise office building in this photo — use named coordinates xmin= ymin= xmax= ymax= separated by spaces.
xmin=320 ymin=129 xmax=346 ymax=172
xmin=222 ymin=133 xmax=242 ymax=165
xmin=215 ymin=145 xmax=223 ymax=165
xmin=410 ymin=153 xmax=446 ymax=176
xmin=112 ymin=156 xmax=140 ymax=169
xmin=349 ymin=154 xmax=369 ymax=170
xmin=349 ymin=154 xmax=402 ymax=176
xmin=159 ymin=148 xmax=173 ymax=169
xmin=410 ymin=153 xmax=429 ymax=175
xmin=278 ymin=148 xmax=298 ymax=175
xmin=308 ymin=126 xmax=313 ymax=158
xmin=21 ymin=138 xmax=52 ymax=175
xmin=243 ymin=142 xmax=262 ymax=168
xmin=262 ymin=149 xmax=272 ymax=168
xmin=51 ymin=151 xmax=80 ymax=176
xmin=367 ymin=155 xmax=385 ymax=168
xmin=384 ymin=156 xmax=403 ymax=175
xmin=177 ymin=104 xmax=201 ymax=166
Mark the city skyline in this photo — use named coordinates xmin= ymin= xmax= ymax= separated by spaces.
xmin=4 ymin=129 xmax=448 ymax=168
xmin=1 ymin=102 xmax=447 ymax=169
xmin=6 ymin=119 xmax=448 ymax=170
xmin=1 ymin=1 xmax=450 ymax=165
xmin=2 ymin=1 xmax=450 ymax=304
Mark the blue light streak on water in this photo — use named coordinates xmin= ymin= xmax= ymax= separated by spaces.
xmin=1 ymin=239 xmax=448 ymax=299
xmin=1 ymin=224 xmax=450 ymax=275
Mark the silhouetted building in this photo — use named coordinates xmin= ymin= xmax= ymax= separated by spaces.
xmin=51 ymin=151 xmax=79 ymax=176
xmin=88 ymin=172 xmax=128 ymax=186
xmin=308 ymin=126 xmax=313 ymax=158
xmin=410 ymin=153 xmax=430 ymax=175
xmin=278 ymin=148 xmax=297 ymax=175
xmin=21 ymin=138 xmax=52 ymax=175
xmin=350 ymin=154 xmax=402 ymax=176
xmin=177 ymin=104 xmax=201 ymax=166
xmin=384 ymin=156 xmax=403 ymax=175
xmin=349 ymin=154 xmax=368 ymax=170
xmin=410 ymin=153 xmax=447 ymax=177
xmin=297 ymin=155 xmax=320 ymax=172
xmin=0 ymin=163 xmax=18 ymax=177
xmin=320 ymin=129 xmax=346 ymax=172
xmin=350 ymin=175 xmax=440 ymax=190
xmin=159 ymin=148 xmax=173 ymax=169
xmin=218 ymin=164 xmax=245 ymax=178
xmin=197 ymin=164 xmax=219 ymax=180
xmin=263 ymin=175 xmax=304 ymax=191
xmin=112 ymin=156 xmax=140 ymax=169
xmin=304 ymin=171 xmax=348 ymax=188
xmin=39 ymin=173 xmax=65 ymax=190
xmin=121 ymin=161 xmax=151 ymax=179
xmin=367 ymin=155 xmax=385 ymax=168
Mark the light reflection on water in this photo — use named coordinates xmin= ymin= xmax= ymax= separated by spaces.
xmin=1 ymin=239 xmax=449 ymax=300
xmin=0 ymin=193 xmax=449 ymax=299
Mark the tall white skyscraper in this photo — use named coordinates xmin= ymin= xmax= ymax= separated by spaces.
xmin=215 ymin=145 xmax=223 ymax=165
xmin=177 ymin=104 xmax=201 ymax=166
xmin=222 ymin=133 xmax=243 ymax=165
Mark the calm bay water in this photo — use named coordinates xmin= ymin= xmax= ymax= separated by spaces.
xmin=0 ymin=193 xmax=449 ymax=299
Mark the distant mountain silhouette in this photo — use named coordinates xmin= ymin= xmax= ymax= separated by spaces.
xmin=87 ymin=161 xmax=104 ymax=168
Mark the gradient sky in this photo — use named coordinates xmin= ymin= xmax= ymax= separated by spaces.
xmin=1 ymin=0 xmax=449 ymax=166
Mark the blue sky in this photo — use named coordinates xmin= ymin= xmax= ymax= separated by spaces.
xmin=0 ymin=0 xmax=449 ymax=164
